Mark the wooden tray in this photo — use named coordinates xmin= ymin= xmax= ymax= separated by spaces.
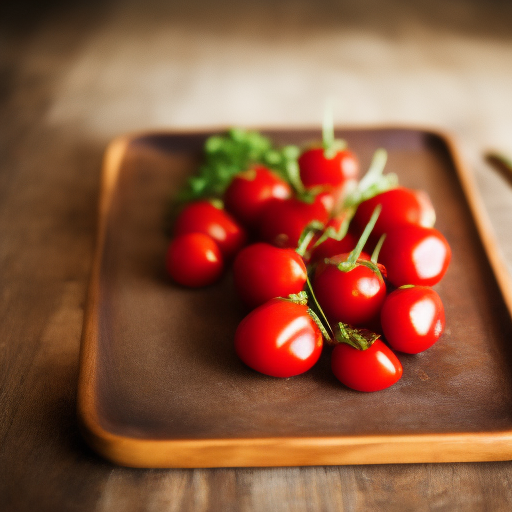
xmin=77 ymin=127 xmax=512 ymax=468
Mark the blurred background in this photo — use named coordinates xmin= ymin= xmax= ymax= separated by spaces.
xmin=3 ymin=0 xmax=512 ymax=142
xmin=2 ymin=0 xmax=512 ymax=265
xmin=2 ymin=1 xmax=512 ymax=509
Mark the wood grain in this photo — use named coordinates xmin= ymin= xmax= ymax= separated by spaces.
xmin=2 ymin=0 xmax=512 ymax=510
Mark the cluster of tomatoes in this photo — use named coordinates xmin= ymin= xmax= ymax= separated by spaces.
xmin=165 ymin=130 xmax=451 ymax=392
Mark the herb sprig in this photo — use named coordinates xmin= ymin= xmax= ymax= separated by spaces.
xmin=175 ymin=128 xmax=302 ymax=203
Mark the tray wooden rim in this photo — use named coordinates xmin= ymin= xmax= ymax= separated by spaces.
xmin=77 ymin=126 xmax=512 ymax=468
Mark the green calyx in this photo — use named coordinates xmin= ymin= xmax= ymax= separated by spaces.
xmin=333 ymin=322 xmax=380 ymax=350
xmin=285 ymin=290 xmax=309 ymax=306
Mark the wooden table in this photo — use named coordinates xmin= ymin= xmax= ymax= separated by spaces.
xmin=2 ymin=1 xmax=512 ymax=509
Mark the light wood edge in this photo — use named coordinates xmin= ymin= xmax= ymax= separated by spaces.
xmin=440 ymin=131 xmax=512 ymax=315
xmin=76 ymin=127 xmax=512 ymax=468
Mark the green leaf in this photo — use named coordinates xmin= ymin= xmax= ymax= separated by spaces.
xmin=174 ymin=128 xmax=307 ymax=206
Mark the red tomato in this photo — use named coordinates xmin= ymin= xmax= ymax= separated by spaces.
xmin=173 ymin=200 xmax=247 ymax=260
xmin=234 ymin=298 xmax=323 ymax=377
xmin=224 ymin=166 xmax=292 ymax=228
xmin=258 ymin=193 xmax=333 ymax=249
xmin=313 ymin=254 xmax=386 ymax=327
xmin=298 ymin=147 xmax=359 ymax=189
xmin=233 ymin=243 xmax=307 ymax=309
xmin=331 ymin=339 xmax=403 ymax=392
xmin=353 ymin=187 xmax=436 ymax=238
xmin=379 ymin=225 xmax=451 ymax=287
xmin=165 ymin=233 xmax=223 ymax=287
xmin=381 ymin=286 xmax=445 ymax=354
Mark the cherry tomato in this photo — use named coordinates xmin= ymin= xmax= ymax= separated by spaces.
xmin=353 ymin=186 xmax=436 ymax=239
xmin=234 ymin=298 xmax=323 ymax=377
xmin=298 ymin=147 xmax=359 ymax=189
xmin=379 ymin=225 xmax=451 ymax=287
xmin=331 ymin=339 xmax=403 ymax=392
xmin=165 ymin=233 xmax=223 ymax=287
xmin=309 ymin=213 xmax=358 ymax=263
xmin=381 ymin=286 xmax=445 ymax=354
xmin=224 ymin=166 xmax=292 ymax=229
xmin=258 ymin=192 xmax=333 ymax=249
xmin=173 ymin=200 xmax=247 ymax=260
xmin=233 ymin=243 xmax=307 ymax=309
xmin=313 ymin=254 xmax=386 ymax=327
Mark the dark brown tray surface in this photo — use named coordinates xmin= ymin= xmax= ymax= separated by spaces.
xmin=79 ymin=127 xmax=512 ymax=465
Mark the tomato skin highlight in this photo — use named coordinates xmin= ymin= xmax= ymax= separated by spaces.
xmin=234 ymin=298 xmax=323 ymax=378
xmin=224 ymin=166 xmax=292 ymax=229
xmin=313 ymin=256 xmax=387 ymax=327
xmin=354 ymin=186 xmax=436 ymax=238
xmin=233 ymin=243 xmax=307 ymax=309
xmin=165 ymin=233 xmax=223 ymax=288
xmin=173 ymin=200 xmax=247 ymax=260
xmin=298 ymin=147 xmax=359 ymax=189
xmin=258 ymin=193 xmax=332 ymax=249
xmin=381 ymin=286 xmax=445 ymax=354
xmin=331 ymin=339 xmax=403 ymax=392
xmin=379 ymin=225 xmax=451 ymax=287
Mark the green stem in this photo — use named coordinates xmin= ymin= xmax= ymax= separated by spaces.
xmin=296 ymin=221 xmax=325 ymax=257
xmin=305 ymin=275 xmax=333 ymax=343
xmin=312 ymin=207 xmax=355 ymax=249
xmin=371 ymin=234 xmax=386 ymax=264
xmin=334 ymin=204 xmax=381 ymax=271
xmin=322 ymin=99 xmax=335 ymax=152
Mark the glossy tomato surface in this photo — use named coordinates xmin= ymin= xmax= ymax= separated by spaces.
xmin=223 ymin=166 xmax=291 ymax=228
xmin=353 ymin=187 xmax=436 ymax=238
xmin=298 ymin=147 xmax=359 ymax=188
xmin=173 ymin=200 xmax=247 ymax=260
xmin=234 ymin=298 xmax=323 ymax=378
xmin=381 ymin=285 xmax=445 ymax=354
xmin=258 ymin=193 xmax=332 ymax=249
xmin=165 ymin=233 xmax=223 ymax=287
xmin=233 ymin=243 xmax=307 ymax=309
xmin=379 ymin=225 xmax=451 ymax=287
xmin=313 ymin=256 xmax=386 ymax=327
xmin=331 ymin=339 xmax=403 ymax=392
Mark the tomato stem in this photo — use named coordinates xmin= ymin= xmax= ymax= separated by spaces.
xmin=296 ymin=221 xmax=325 ymax=257
xmin=371 ymin=234 xmax=386 ymax=264
xmin=333 ymin=322 xmax=380 ymax=350
xmin=321 ymin=98 xmax=347 ymax=159
xmin=305 ymin=275 xmax=334 ymax=342
xmin=343 ymin=149 xmax=397 ymax=208
xmin=332 ymin=204 xmax=381 ymax=272
xmin=312 ymin=207 xmax=355 ymax=249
